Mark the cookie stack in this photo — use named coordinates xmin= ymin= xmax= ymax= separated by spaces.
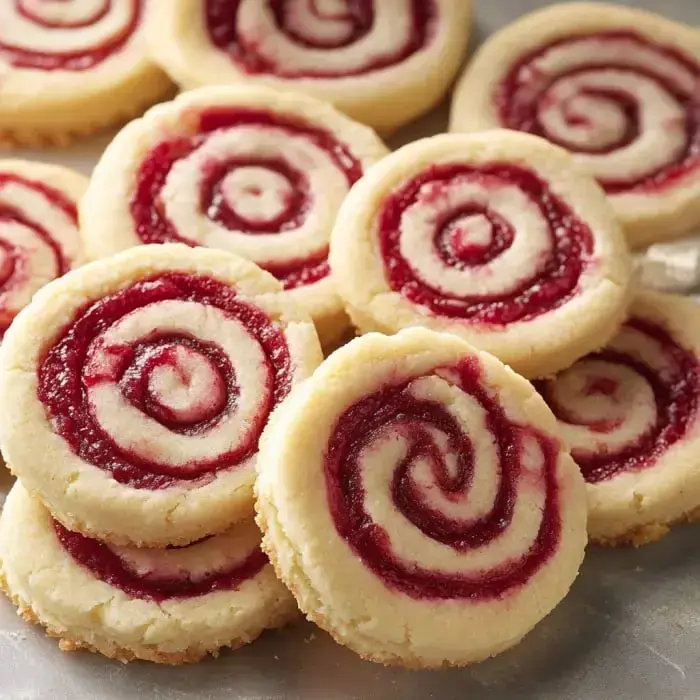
xmin=1 ymin=0 xmax=700 ymax=675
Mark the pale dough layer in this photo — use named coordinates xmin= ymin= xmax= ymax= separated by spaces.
xmin=449 ymin=3 xmax=700 ymax=248
xmin=0 ymin=483 xmax=297 ymax=664
xmin=80 ymin=86 xmax=389 ymax=349
xmin=0 ymin=244 xmax=323 ymax=546
xmin=147 ymin=0 xmax=472 ymax=135
xmin=255 ymin=328 xmax=587 ymax=668
xmin=329 ymin=130 xmax=633 ymax=379
xmin=0 ymin=2 xmax=172 ymax=145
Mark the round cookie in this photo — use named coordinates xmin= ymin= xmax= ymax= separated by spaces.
xmin=80 ymin=86 xmax=388 ymax=349
xmin=0 ymin=482 xmax=297 ymax=664
xmin=449 ymin=3 xmax=700 ymax=248
xmin=536 ymin=291 xmax=700 ymax=546
xmin=147 ymin=0 xmax=472 ymax=135
xmin=0 ymin=244 xmax=323 ymax=547
xmin=0 ymin=159 xmax=88 ymax=336
xmin=255 ymin=328 xmax=587 ymax=668
xmin=328 ymin=130 xmax=633 ymax=379
xmin=0 ymin=0 xmax=172 ymax=146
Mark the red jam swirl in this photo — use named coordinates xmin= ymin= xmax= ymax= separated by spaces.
xmin=379 ymin=163 xmax=594 ymax=324
xmin=324 ymin=359 xmax=562 ymax=600
xmin=205 ymin=0 xmax=436 ymax=78
xmin=0 ymin=0 xmax=141 ymax=71
xmin=55 ymin=521 xmax=268 ymax=602
xmin=131 ymin=108 xmax=363 ymax=290
xmin=495 ymin=31 xmax=700 ymax=193
xmin=37 ymin=273 xmax=293 ymax=489
xmin=536 ymin=318 xmax=700 ymax=483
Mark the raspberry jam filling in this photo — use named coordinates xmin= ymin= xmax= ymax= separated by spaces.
xmin=55 ymin=521 xmax=268 ymax=602
xmin=131 ymin=108 xmax=363 ymax=290
xmin=536 ymin=318 xmax=700 ymax=483
xmin=37 ymin=273 xmax=293 ymax=489
xmin=0 ymin=0 xmax=141 ymax=71
xmin=0 ymin=173 xmax=75 ymax=336
xmin=324 ymin=359 xmax=562 ymax=600
xmin=379 ymin=163 xmax=594 ymax=324
xmin=205 ymin=0 xmax=436 ymax=78
xmin=495 ymin=30 xmax=700 ymax=193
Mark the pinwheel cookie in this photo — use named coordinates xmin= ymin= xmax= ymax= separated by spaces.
xmin=0 ymin=0 xmax=172 ymax=145
xmin=256 ymin=328 xmax=587 ymax=667
xmin=81 ymin=86 xmax=388 ymax=348
xmin=147 ymin=0 xmax=472 ymax=135
xmin=0 ymin=159 xmax=87 ymax=336
xmin=537 ymin=291 xmax=700 ymax=546
xmin=329 ymin=131 xmax=633 ymax=378
xmin=0 ymin=482 xmax=296 ymax=664
xmin=450 ymin=3 xmax=700 ymax=248
xmin=0 ymin=244 xmax=323 ymax=547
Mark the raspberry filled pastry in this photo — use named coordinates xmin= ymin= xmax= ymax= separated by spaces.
xmin=450 ymin=3 xmax=700 ymax=248
xmin=0 ymin=159 xmax=87 ymax=336
xmin=80 ymin=86 xmax=388 ymax=348
xmin=329 ymin=131 xmax=633 ymax=378
xmin=256 ymin=328 xmax=587 ymax=668
xmin=147 ymin=0 xmax=472 ymax=135
xmin=0 ymin=483 xmax=296 ymax=664
xmin=537 ymin=291 xmax=700 ymax=546
xmin=0 ymin=0 xmax=172 ymax=145
xmin=0 ymin=244 xmax=323 ymax=546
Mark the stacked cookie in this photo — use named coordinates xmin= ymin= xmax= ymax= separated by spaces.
xmin=0 ymin=244 xmax=324 ymax=663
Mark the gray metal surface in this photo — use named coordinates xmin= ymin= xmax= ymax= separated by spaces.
xmin=2 ymin=1 xmax=700 ymax=698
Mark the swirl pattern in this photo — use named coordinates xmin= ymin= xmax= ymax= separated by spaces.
xmin=325 ymin=359 xmax=562 ymax=599
xmin=0 ymin=0 xmax=142 ymax=70
xmin=495 ymin=31 xmax=700 ymax=194
xmin=377 ymin=162 xmax=593 ymax=323
xmin=537 ymin=316 xmax=700 ymax=484
xmin=38 ymin=272 xmax=293 ymax=489
xmin=205 ymin=0 xmax=435 ymax=78
xmin=0 ymin=165 xmax=86 ymax=337
xmin=55 ymin=518 xmax=268 ymax=601
xmin=129 ymin=107 xmax=362 ymax=290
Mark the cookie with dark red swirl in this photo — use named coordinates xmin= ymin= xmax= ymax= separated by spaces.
xmin=329 ymin=130 xmax=633 ymax=379
xmin=255 ymin=328 xmax=587 ymax=668
xmin=536 ymin=291 xmax=700 ymax=546
xmin=0 ymin=482 xmax=297 ymax=664
xmin=147 ymin=0 xmax=472 ymax=135
xmin=0 ymin=0 xmax=172 ymax=145
xmin=450 ymin=3 xmax=700 ymax=248
xmin=80 ymin=86 xmax=388 ymax=349
xmin=0 ymin=244 xmax=323 ymax=546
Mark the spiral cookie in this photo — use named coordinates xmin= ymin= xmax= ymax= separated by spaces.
xmin=147 ymin=0 xmax=472 ymax=135
xmin=256 ymin=328 xmax=587 ymax=667
xmin=0 ymin=244 xmax=322 ymax=546
xmin=329 ymin=131 xmax=632 ymax=378
xmin=80 ymin=87 xmax=388 ymax=348
xmin=0 ymin=159 xmax=87 ymax=337
xmin=0 ymin=483 xmax=296 ymax=664
xmin=450 ymin=3 xmax=700 ymax=248
xmin=536 ymin=291 xmax=700 ymax=546
xmin=0 ymin=0 xmax=172 ymax=145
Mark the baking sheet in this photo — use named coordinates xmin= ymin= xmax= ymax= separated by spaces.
xmin=2 ymin=1 xmax=700 ymax=698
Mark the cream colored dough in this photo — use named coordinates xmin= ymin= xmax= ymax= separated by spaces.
xmin=329 ymin=130 xmax=633 ymax=379
xmin=0 ymin=0 xmax=172 ymax=145
xmin=80 ymin=85 xmax=388 ymax=349
xmin=538 ymin=291 xmax=700 ymax=545
xmin=0 ymin=244 xmax=323 ymax=546
xmin=450 ymin=3 xmax=700 ymax=248
xmin=147 ymin=0 xmax=472 ymax=135
xmin=0 ymin=483 xmax=297 ymax=664
xmin=0 ymin=160 xmax=87 ymax=325
xmin=255 ymin=328 xmax=587 ymax=668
